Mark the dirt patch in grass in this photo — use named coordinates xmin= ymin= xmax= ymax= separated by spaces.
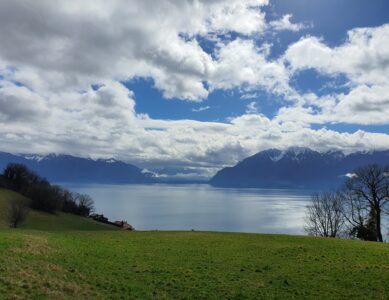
xmin=11 ymin=234 xmax=52 ymax=256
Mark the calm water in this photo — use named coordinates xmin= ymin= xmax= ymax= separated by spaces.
xmin=63 ymin=184 xmax=312 ymax=235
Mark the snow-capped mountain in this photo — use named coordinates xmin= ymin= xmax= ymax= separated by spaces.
xmin=209 ymin=147 xmax=389 ymax=189
xmin=0 ymin=152 xmax=154 ymax=184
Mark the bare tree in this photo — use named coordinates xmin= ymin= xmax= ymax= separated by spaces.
xmin=304 ymin=192 xmax=345 ymax=237
xmin=7 ymin=198 xmax=30 ymax=228
xmin=74 ymin=193 xmax=95 ymax=217
xmin=340 ymin=189 xmax=377 ymax=241
xmin=342 ymin=164 xmax=389 ymax=242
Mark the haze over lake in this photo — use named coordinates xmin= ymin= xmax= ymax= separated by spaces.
xmin=64 ymin=184 xmax=311 ymax=234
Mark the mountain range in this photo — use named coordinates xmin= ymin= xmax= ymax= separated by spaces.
xmin=2 ymin=148 xmax=389 ymax=188
xmin=0 ymin=152 xmax=153 ymax=184
xmin=209 ymin=147 xmax=389 ymax=189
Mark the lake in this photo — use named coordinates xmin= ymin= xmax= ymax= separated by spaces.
xmin=64 ymin=184 xmax=312 ymax=235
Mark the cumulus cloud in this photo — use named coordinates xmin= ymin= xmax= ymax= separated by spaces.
xmin=335 ymin=85 xmax=389 ymax=123
xmin=280 ymin=24 xmax=389 ymax=125
xmin=205 ymin=0 xmax=269 ymax=35
xmin=270 ymin=14 xmax=308 ymax=32
xmin=1 ymin=1 xmax=389 ymax=178
xmin=276 ymin=85 xmax=389 ymax=126
xmin=0 ymin=81 xmax=48 ymax=122
xmin=0 ymin=0 xmax=272 ymax=101
xmin=284 ymin=25 xmax=389 ymax=85
xmin=210 ymin=39 xmax=297 ymax=100
xmin=2 ymin=77 xmax=388 ymax=178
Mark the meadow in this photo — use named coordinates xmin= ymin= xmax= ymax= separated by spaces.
xmin=1 ymin=188 xmax=389 ymax=299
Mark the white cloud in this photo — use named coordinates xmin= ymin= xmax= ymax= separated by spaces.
xmin=0 ymin=81 xmax=48 ymax=122
xmin=270 ymin=14 xmax=307 ymax=32
xmin=280 ymin=24 xmax=389 ymax=125
xmin=345 ymin=173 xmax=357 ymax=179
xmin=192 ymin=106 xmax=210 ymax=112
xmin=335 ymin=85 xmax=389 ymax=123
xmin=210 ymin=39 xmax=297 ymax=100
xmin=276 ymin=85 xmax=389 ymax=126
xmin=246 ymin=102 xmax=258 ymax=114
xmin=0 ymin=0 xmax=271 ymax=101
xmin=205 ymin=0 xmax=269 ymax=35
xmin=2 ymin=78 xmax=389 ymax=178
xmin=1 ymin=2 xmax=389 ymax=178
xmin=240 ymin=92 xmax=259 ymax=100
xmin=284 ymin=25 xmax=389 ymax=86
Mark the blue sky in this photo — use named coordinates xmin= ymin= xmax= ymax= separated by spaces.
xmin=0 ymin=0 xmax=389 ymax=178
xmin=268 ymin=0 xmax=389 ymax=44
xmin=127 ymin=0 xmax=389 ymax=134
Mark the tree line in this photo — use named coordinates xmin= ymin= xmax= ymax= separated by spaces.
xmin=305 ymin=164 xmax=389 ymax=242
xmin=0 ymin=163 xmax=94 ymax=227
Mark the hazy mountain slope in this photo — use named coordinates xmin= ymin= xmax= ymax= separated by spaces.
xmin=210 ymin=147 xmax=389 ymax=188
xmin=0 ymin=152 xmax=153 ymax=184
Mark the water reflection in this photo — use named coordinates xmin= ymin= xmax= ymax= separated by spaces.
xmin=63 ymin=184 xmax=312 ymax=234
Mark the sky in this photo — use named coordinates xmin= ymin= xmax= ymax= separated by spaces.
xmin=0 ymin=0 xmax=389 ymax=179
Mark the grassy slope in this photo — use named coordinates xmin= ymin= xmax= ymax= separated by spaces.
xmin=1 ymin=231 xmax=389 ymax=299
xmin=0 ymin=188 xmax=117 ymax=231
xmin=1 ymin=188 xmax=389 ymax=299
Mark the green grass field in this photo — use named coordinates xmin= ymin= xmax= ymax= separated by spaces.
xmin=1 ymin=188 xmax=389 ymax=299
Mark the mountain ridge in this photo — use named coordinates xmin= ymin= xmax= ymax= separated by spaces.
xmin=0 ymin=152 xmax=154 ymax=184
xmin=209 ymin=147 xmax=389 ymax=189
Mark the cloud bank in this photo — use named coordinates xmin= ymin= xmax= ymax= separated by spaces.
xmin=0 ymin=1 xmax=389 ymax=178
